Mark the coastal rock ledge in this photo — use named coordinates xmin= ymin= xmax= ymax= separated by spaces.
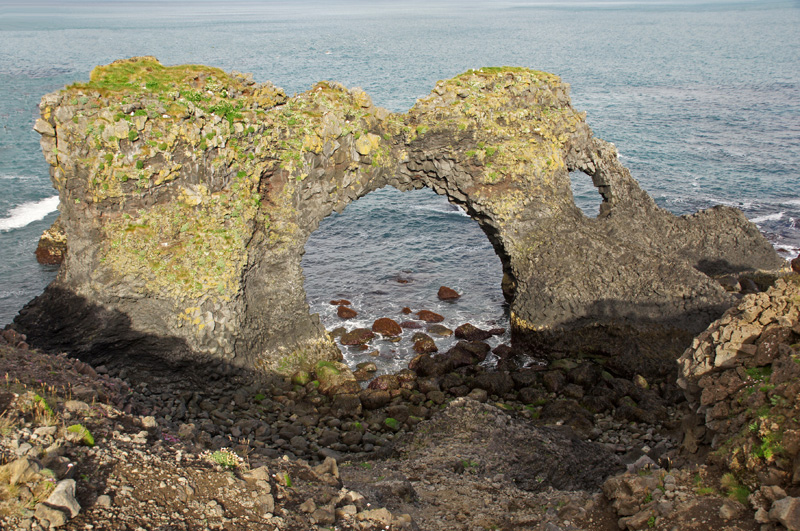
xmin=15 ymin=57 xmax=784 ymax=374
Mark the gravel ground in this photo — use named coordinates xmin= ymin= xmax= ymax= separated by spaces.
xmin=0 ymin=330 xmax=774 ymax=530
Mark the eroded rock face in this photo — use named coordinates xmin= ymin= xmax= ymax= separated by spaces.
xmin=678 ymin=277 xmax=800 ymax=491
xmin=34 ymin=216 xmax=67 ymax=265
xmin=15 ymin=57 xmax=783 ymax=374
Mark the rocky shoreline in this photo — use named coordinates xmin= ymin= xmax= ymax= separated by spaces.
xmin=3 ymin=57 xmax=798 ymax=530
xmin=2 ymin=272 xmax=799 ymax=530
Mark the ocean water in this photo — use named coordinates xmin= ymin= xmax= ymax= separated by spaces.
xmin=0 ymin=1 xmax=798 ymax=370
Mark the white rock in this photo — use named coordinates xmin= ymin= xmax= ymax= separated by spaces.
xmin=45 ymin=479 xmax=81 ymax=518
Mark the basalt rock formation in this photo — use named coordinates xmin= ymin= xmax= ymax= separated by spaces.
xmin=677 ymin=276 xmax=800 ymax=494
xmin=15 ymin=57 xmax=784 ymax=374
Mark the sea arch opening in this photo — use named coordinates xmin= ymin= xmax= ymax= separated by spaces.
xmin=569 ymin=170 xmax=604 ymax=219
xmin=301 ymin=185 xmax=509 ymax=376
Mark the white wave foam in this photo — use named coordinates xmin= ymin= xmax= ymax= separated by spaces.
xmin=0 ymin=196 xmax=59 ymax=232
xmin=0 ymin=174 xmax=37 ymax=180
xmin=751 ymin=212 xmax=784 ymax=224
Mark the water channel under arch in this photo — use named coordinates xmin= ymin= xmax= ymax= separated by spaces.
xmin=302 ymin=186 xmax=510 ymax=376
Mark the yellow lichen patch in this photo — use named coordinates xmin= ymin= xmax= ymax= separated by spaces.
xmin=407 ymin=68 xmax=583 ymax=210
xmin=511 ymin=311 xmax=542 ymax=332
xmin=302 ymin=133 xmax=323 ymax=153
xmin=355 ymin=133 xmax=381 ymax=156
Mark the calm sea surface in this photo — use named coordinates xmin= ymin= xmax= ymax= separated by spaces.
xmin=1 ymin=1 xmax=798 ymax=371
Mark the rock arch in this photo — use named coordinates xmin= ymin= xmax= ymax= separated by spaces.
xmin=16 ymin=58 xmax=784 ymax=374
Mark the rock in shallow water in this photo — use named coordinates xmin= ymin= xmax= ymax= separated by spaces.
xmin=337 ymin=305 xmax=358 ymax=319
xmin=371 ymin=318 xmax=402 ymax=337
xmin=437 ymin=286 xmax=460 ymax=301
xmin=340 ymin=328 xmax=375 ymax=345
xmin=416 ymin=310 xmax=444 ymax=323
xmin=454 ymin=323 xmax=493 ymax=341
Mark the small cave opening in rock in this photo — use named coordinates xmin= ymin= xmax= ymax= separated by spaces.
xmin=301 ymin=186 xmax=509 ymax=376
xmin=569 ymin=170 xmax=603 ymax=218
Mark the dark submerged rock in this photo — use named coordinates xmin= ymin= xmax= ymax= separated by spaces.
xmin=416 ymin=310 xmax=444 ymax=324
xmin=454 ymin=323 xmax=493 ymax=342
xmin=340 ymin=328 xmax=375 ymax=346
xmin=437 ymin=286 xmax=460 ymax=301
xmin=337 ymin=305 xmax=358 ymax=319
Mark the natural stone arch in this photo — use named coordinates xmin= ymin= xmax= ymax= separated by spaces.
xmin=568 ymin=169 xmax=604 ymax=218
xmin=16 ymin=58 xmax=784 ymax=376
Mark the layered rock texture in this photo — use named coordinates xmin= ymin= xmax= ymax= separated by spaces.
xmin=678 ymin=276 xmax=800 ymax=495
xmin=16 ymin=57 xmax=783 ymax=374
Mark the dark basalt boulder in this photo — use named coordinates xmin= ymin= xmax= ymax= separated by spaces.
xmin=340 ymin=329 xmax=375 ymax=346
xmin=416 ymin=310 xmax=444 ymax=323
xmin=337 ymin=305 xmax=357 ymax=319
xmin=454 ymin=323 xmax=493 ymax=342
xmin=437 ymin=286 xmax=460 ymax=301
xmin=367 ymin=374 xmax=401 ymax=391
xmin=371 ymin=318 xmax=402 ymax=337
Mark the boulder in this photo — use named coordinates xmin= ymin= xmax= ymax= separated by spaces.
xmin=769 ymin=496 xmax=800 ymax=531
xmin=368 ymin=374 xmax=401 ymax=391
xmin=417 ymin=310 xmax=445 ymax=323
xmin=492 ymin=344 xmax=515 ymax=359
xmin=35 ymin=217 xmax=67 ymax=265
xmin=45 ymin=479 xmax=81 ymax=518
xmin=454 ymin=323 xmax=493 ymax=341
xmin=437 ymin=286 xmax=460 ymax=300
xmin=356 ymin=361 xmax=377 ymax=372
xmin=359 ymin=389 xmax=391 ymax=410
xmin=2 ymin=457 xmax=43 ymax=485
xmin=340 ymin=328 xmax=375 ymax=345
xmin=330 ymin=393 xmax=362 ymax=417
xmin=315 ymin=360 xmax=359 ymax=395
xmin=372 ymin=318 xmax=402 ymax=337
xmin=337 ymin=305 xmax=357 ymax=319
xmin=472 ymin=371 xmax=514 ymax=397
xmin=426 ymin=324 xmax=453 ymax=337
xmin=413 ymin=335 xmax=438 ymax=354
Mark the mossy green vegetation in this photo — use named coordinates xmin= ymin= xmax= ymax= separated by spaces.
xmin=408 ymin=66 xmax=583 ymax=223
xmin=66 ymin=423 xmax=95 ymax=447
xmin=70 ymin=56 xmax=232 ymax=95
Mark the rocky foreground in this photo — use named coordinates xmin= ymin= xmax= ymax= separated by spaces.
xmin=1 ymin=274 xmax=799 ymax=530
